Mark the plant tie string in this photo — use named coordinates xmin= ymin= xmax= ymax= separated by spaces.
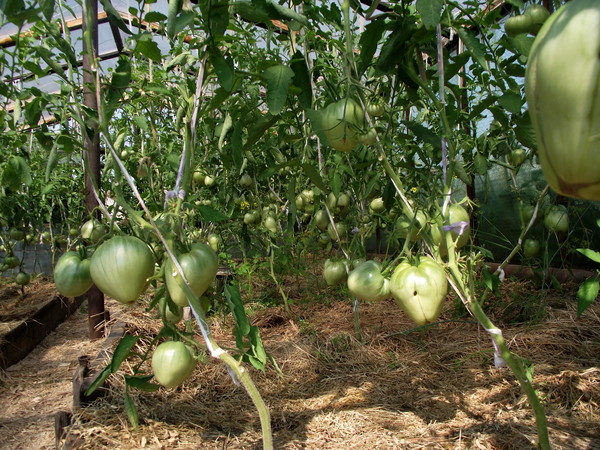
xmin=485 ymin=327 xmax=506 ymax=368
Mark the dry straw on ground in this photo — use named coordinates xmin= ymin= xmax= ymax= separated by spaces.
xmin=62 ymin=273 xmax=599 ymax=449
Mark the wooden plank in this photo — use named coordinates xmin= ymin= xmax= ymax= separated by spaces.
xmin=0 ymin=295 xmax=84 ymax=370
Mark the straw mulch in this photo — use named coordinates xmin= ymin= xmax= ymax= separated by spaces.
xmin=63 ymin=275 xmax=600 ymax=449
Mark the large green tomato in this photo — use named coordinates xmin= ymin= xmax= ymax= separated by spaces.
xmin=321 ymin=98 xmax=365 ymax=152
xmin=366 ymin=100 xmax=385 ymax=117
xmin=151 ymin=341 xmax=196 ymax=388
xmin=158 ymin=295 xmax=183 ymax=324
xmin=431 ymin=204 xmax=470 ymax=251
xmin=347 ymin=261 xmax=390 ymax=301
xmin=165 ymin=243 xmax=218 ymax=307
xmin=90 ymin=236 xmax=155 ymax=303
xmin=15 ymin=271 xmax=30 ymax=286
xmin=323 ymin=260 xmax=348 ymax=286
xmin=327 ymin=222 xmax=349 ymax=242
xmin=54 ymin=251 xmax=93 ymax=297
xmin=263 ymin=216 xmax=278 ymax=233
xmin=504 ymin=14 xmax=533 ymax=36
xmin=525 ymin=0 xmax=600 ymax=199
xmin=523 ymin=239 xmax=541 ymax=258
xmin=9 ymin=229 xmax=25 ymax=241
xmin=390 ymin=257 xmax=447 ymax=326
xmin=314 ymin=209 xmax=329 ymax=231
xmin=80 ymin=219 xmax=106 ymax=243
xmin=4 ymin=255 xmax=20 ymax=269
xmin=525 ymin=4 xmax=550 ymax=33
xmin=544 ymin=205 xmax=569 ymax=233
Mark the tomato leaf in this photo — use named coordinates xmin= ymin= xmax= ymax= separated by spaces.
xmin=2 ymin=156 xmax=32 ymax=190
xmin=358 ymin=18 xmax=386 ymax=75
xmin=134 ymin=35 xmax=162 ymax=62
xmin=123 ymin=392 xmax=139 ymax=428
xmin=301 ymin=163 xmax=328 ymax=192
xmin=125 ymin=375 xmax=160 ymax=392
xmin=262 ymin=64 xmax=294 ymax=115
xmin=224 ymin=283 xmax=251 ymax=336
xmin=110 ymin=334 xmax=139 ymax=373
xmin=197 ymin=205 xmax=228 ymax=222
xmin=482 ymin=267 xmax=501 ymax=292
xmin=210 ymin=48 xmax=234 ymax=92
xmin=577 ymin=278 xmax=599 ymax=317
xmin=577 ymin=248 xmax=600 ymax=264
xmin=290 ymin=51 xmax=312 ymax=109
xmin=416 ymin=0 xmax=443 ymax=29
xmin=84 ymin=364 xmax=111 ymax=397
xmin=98 ymin=0 xmax=132 ymax=35
xmin=457 ymin=28 xmax=489 ymax=71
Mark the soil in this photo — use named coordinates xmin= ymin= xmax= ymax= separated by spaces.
xmin=0 ymin=273 xmax=599 ymax=449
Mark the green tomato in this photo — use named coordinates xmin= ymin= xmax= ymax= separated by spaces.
xmin=193 ymin=171 xmax=205 ymax=184
xmin=9 ymin=229 xmax=25 ymax=241
xmin=325 ymin=192 xmax=337 ymax=210
xmin=151 ymin=341 xmax=196 ymax=388
xmin=317 ymin=233 xmax=331 ymax=246
xmin=80 ymin=219 xmax=106 ymax=244
xmin=523 ymin=239 xmax=541 ymax=258
xmin=327 ymin=222 xmax=349 ymax=242
xmin=369 ymin=197 xmax=385 ymax=213
xmin=509 ymin=149 xmax=527 ymax=167
xmin=207 ymin=233 xmax=221 ymax=252
xmin=321 ymin=98 xmax=365 ymax=152
xmin=390 ymin=256 xmax=447 ymax=325
xmin=395 ymin=212 xmax=427 ymax=242
xmin=544 ymin=205 xmax=569 ymax=233
xmin=69 ymin=228 xmax=79 ymax=237
xmin=239 ymin=174 xmax=253 ymax=188
xmin=0 ymin=264 xmax=8 ymax=272
xmin=519 ymin=204 xmax=536 ymax=225
xmin=158 ymin=295 xmax=183 ymax=324
xmin=90 ymin=236 xmax=155 ymax=304
xmin=347 ymin=260 xmax=390 ymax=301
xmin=4 ymin=256 xmax=20 ymax=269
xmin=337 ymin=193 xmax=350 ymax=209
xmin=263 ymin=216 xmax=278 ymax=233
xmin=525 ymin=0 xmax=600 ymax=199
xmin=431 ymin=204 xmax=471 ymax=251
xmin=54 ymin=251 xmax=93 ymax=297
xmin=525 ymin=4 xmax=550 ymax=33
xmin=41 ymin=231 xmax=52 ymax=244
xmin=203 ymin=175 xmax=215 ymax=187
xmin=366 ymin=100 xmax=385 ymax=117
xmin=165 ymin=243 xmax=218 ymax=307
xmin=358 ymin=129 xmax=377 ymax=145
xmin=505 ymin=14 xmax=533 ymax=37
xmin=314 ymin=209 xmax=329 ymax=231
xmin=15 ymin=271 xmax=30 ymax=286
xmin=323 ymin=259 xmax=348 ymax=286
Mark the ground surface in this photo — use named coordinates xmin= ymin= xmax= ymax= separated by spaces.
xmin=0 ymin=274 xmax=599 ymax=449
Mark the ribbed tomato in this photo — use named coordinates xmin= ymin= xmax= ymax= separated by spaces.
xmin=321 ymin=98 xmax=365 ymax=152
xmin=165 ymin=243 xmax=218 ymax=307
xmin=390 ymin=257 xmax=447 ymax=325
xmin=323 ymin=259 xmax=348 ymax=286
xmin=347 ymin=260 xmax=390 ymax=301
xmin=53 ymin=251 xmax=93 ymax=297
xmin=151 ymin=341 xmax=196 ymax=388
xmin=90 ymin=236 xmax=155 ymax=303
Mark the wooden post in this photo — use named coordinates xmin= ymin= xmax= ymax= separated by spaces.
xmin=82 ymin=0 xmax=105 ymax=339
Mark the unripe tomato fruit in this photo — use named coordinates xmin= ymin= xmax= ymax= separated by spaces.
xmin=505 ymin=14 xmax=533 ymax=37
xmin=347 ymin=261 xmax=390 ymax=301
xmin=90 ymin=236 xmax=155 ymax=304
xmin=239 ymin=174 xmax=253 ymax=188
xmin=390 ymin=257 xmax=447 ymax=325
xmin=523 ymin=239 xmax=541 ymax=258
xmin=525 ymin=0 xmax=600 ymax=199
xmin=9 ymin=229 xmax=25 ymax=241
xmin=151 ymin=341 xmax=196 ymax=388
xmin=544 ymin=205 xmax=569 ymax=233
xmin=321 ymin=98 xmax=365 ymax=152
xmin=366 ymin=100 xmax=385 ymax=117
xmin=165 ymin=243 xmax=218 ymax=307
xmin=54 ymin=252 xmax=93 ymax=297
xmin=525 ymin=4 xmax=550 ymax=33
xmin=369 ymin=197 xmax=385 ymax=213
xmin=80 ymin=220 xmax=106 ymax=244
xmin=15 ymin=271 xmax=30 ymax=286
xmin=323 ymin=260 xmax=348 ymax=286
